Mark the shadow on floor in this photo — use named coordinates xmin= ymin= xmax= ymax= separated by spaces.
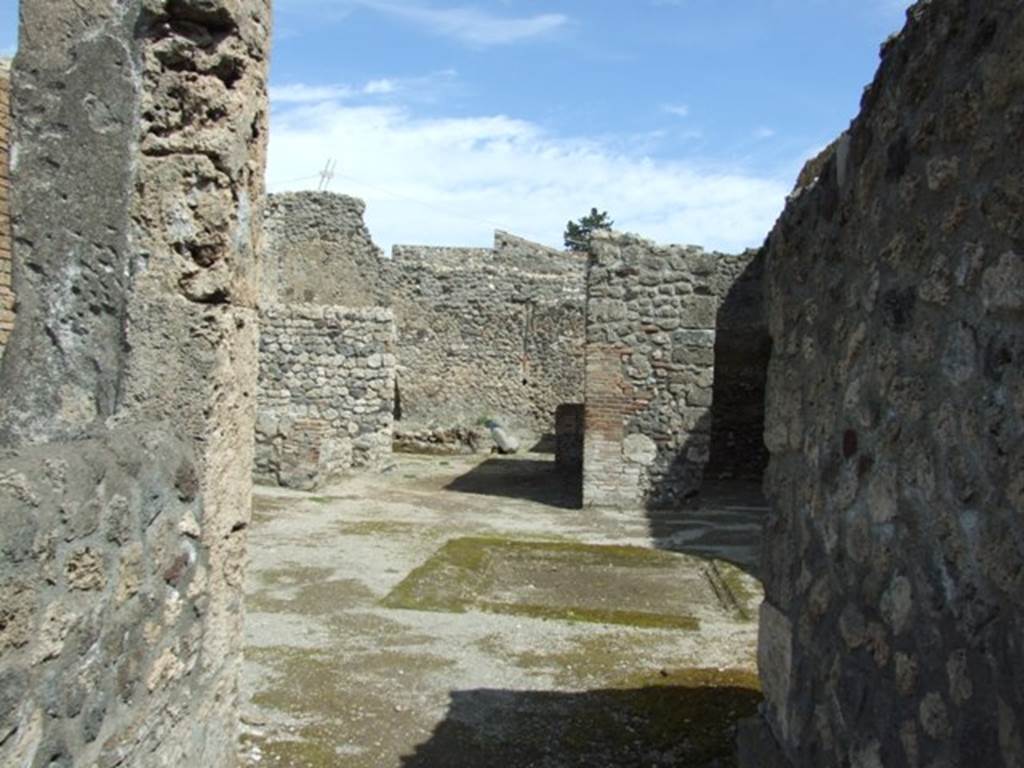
xmin=529 ymin=433 xmax=557 ymax=454
xmin=645 ymin=480 xmax=768 ymax=580
xmin=444 ymin=457 xmax=582 ymax=510
xmin=401 ymin=679 xmax=762 ymax=768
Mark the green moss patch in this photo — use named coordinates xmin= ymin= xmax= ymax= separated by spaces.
xmin=383 ymin=537 xmax=758 ymax=630
xmin=334 ymin=520 xmax=421 ymax=537
xmin=244 ymin=645 xmax=453 ymax=768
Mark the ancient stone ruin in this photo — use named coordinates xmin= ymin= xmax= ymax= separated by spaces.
xmin=259 ymin=191 xmax=586 ymax=455
xmin=582 ymin=234 xmax=767 ymax=508
xmin=0 ymin=0 xmax=1020 ymax=765
xmin=742 ymin=2 xmax=1024 ymax=765
xmin=0 ymin=1 xmax=269 ymax=764
xmin=255 ymin=305 xmax=396 ymax=490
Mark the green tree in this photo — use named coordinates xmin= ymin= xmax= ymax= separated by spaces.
xmin=564 ymin=208 xmax=614 ymax=252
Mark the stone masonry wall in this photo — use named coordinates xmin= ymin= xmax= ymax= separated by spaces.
xmin=260 ymin=192 xmax=385 ymax=307
xmin=385 ymin=236 xmax=586 ymax=438
xmin=746 ymin=2 xmax=1024 ymax=766
xmin=582 ymin=231 xmax=761 ymax=508
xmin=706 ymin=251 xmax=771 ymax=482
xmin=0 ymin=427 xmax=209 ymax=765
xmin=0 ymin=2 xmax=270 ymax=764
xmin=256 ymin=305 xmax=396 ymax=490
xmin=260 ymin=193 xmax=586 ymax=440
xmin=0 ymin=60 xmax=12 ymax=357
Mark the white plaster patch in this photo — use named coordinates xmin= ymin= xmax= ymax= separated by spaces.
xmin=622 ymin=433 xmax=657 ymax=466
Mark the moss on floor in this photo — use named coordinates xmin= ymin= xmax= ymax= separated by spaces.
xmin=334 ymin=520 xmax=422 ymax=537
xmin=248 ymin=578 xmax=375 ymax=616
xmin=382 ymin=537 xmax=744 ymax=630
xmin=245 ymin=643 xmax=761 ymax=768
xmin=474 ymin=600 xmax=699 ymax=630
xmin=244 ymin=645 xmax=454 ymax=768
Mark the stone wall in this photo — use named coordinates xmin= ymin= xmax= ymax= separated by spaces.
xmin=555 ymin=403 xmax=584 ymax=474
xmin=0 ymin=426 xmax=210 ymax=765
xmin=260 ymin=192 xmax=587 ymax=440
xmin=746 ymin=1 xmax=1024 ymax=766
xmin=256 ymin=305 xmax=396 ymax=490
xmin=0 ymin=60 xmax=12 ymax=357
xmin=260 ymin=192 xmax=385 ymax=307
xmin=386 ymin=236 xmax=586 ymax=438
xmin=582 ymin=232 xmax=763 ymax=508
xmin=706 ymin=251 xmax=771 ymax=482
xmin=0 ymin=2 xmax=269 ymax=764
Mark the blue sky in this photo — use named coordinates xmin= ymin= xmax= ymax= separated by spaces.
xmin=0 ymin=0 xmax=913 ymax=252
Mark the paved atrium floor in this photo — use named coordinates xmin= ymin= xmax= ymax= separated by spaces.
xmin=240 ymin=452 xmax=766 ymax=768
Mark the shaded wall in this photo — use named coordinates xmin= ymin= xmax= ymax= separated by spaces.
xmin=706 ymin=251 xmax=770 ymax=482
xmin=256 ymin=305 xmax=396 ymax=490
xmin=746 ymin=2 xmax=1024 ymax=765
xmin=0 ymin=2 xmax=269 ymax=764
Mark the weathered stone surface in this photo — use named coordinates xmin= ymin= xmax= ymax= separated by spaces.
xmin=0 ymin=4 xmax=142 ymax=443
xmin=752 ymin=2 xmax=1024 ymax=766
xmin=582 ymin=232 xmax=765 ymax=508
xmin=393 ymin=426 xmax=485 ymax=455
xmin=0 ymin=426 xmax=214 ymax=767
xmin=0 ymin=0 xmax=270 ymax=763
xmin=256 ymin=304 xmax=397 ymax=489
xmin=260 ymin=192 xmax=587 ymax=439
xmin=388 ymin=234 xmax=585 ymax=438
xmin=260 ymin=192 xmax=386 ymax=307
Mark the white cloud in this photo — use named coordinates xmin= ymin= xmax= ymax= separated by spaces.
xmin=754 ymin=126 xmax=776 ymax=139
xmin=363 ymin=78 xmax=397 ymax=94
xmin=354 ymin=1 xmax=569 ymax=46
xmin=270 ymin=83 xmax=357 ymax=103
xmin=270 ymin=74 xmax=438 ymax=104
xmin=662 ymin=103 xmax=690 ymax=118
xmin=267 ymin=95 xmax=790 ymax=254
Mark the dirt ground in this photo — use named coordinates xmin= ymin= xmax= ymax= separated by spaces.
xmin=239 ymin=452 xmax=767 ymax=768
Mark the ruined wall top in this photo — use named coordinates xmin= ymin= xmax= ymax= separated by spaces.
xmin=261 ymin=191 xmax=384 ymax=306
xmin=391 ymin=230 xmax=583 ymax=277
